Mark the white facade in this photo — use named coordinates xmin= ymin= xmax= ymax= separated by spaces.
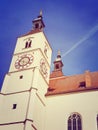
xmin=45 ymin=91 xmax=98 ymax=130
xmin=0 ymin=13 xmax=52 ymax=130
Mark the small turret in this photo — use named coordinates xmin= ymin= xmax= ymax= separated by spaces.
xmin=54 ymin=51 xmax=63 ymax=71
xmin=32 ymin=10 xmax=45 ymax=31
xmin=50 ymin=51 xmax=64 ymax=78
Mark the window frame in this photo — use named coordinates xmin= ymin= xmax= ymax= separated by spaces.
xmin=68 ymin=113 xmax=82 ymax=130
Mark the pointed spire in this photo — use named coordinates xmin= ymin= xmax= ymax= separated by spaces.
xmin=39 ymin=10 xmax=42 ymax=17
xmin=38 ymin=10 xmax=43 ymax=18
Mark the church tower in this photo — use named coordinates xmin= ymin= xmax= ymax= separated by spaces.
xmin=0 ymin=11 xmax=52 ymax=130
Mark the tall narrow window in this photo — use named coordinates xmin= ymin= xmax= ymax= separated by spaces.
xmin=25 ymin=41 xmax=28 ymax=48
xmin=68 ymin=113 xmax=82 ymax=130
xmin=55 ymin=64 xmax=59 ymax=69
xmin=25 ymin=39 xmax=32 ymax=48
xmin=35 ymin=23 xmax=39 ymax=29
xmin=28 ymin=40 xmax=32 ymax=47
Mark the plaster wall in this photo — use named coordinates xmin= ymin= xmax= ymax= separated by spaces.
xmin=0 ymin=92 xmax=29 ymax=124
xmin=14 ymin=32 xmax=52 ymax=65
xmin=45 ymin=91 xmax=98 ymax=130
xmin=1 ymin=70 xmax=34 ymax=93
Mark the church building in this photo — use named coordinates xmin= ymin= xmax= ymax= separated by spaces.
xmin=0 ymin=12 xmax=98 ymax=130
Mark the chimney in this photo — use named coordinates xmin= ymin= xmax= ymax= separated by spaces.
xmin=85 ymin=70 xmax=92 ymax=87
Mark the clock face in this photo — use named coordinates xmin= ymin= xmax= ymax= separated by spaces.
xmin=15 ymin=54 xmax=33 ymax=69
xmin=40 ymin=58 xmax=48 ymax=78
xmin=19 ymin=57 xmax=30 ymax=66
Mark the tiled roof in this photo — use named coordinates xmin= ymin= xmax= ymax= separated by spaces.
xmin=20 ymin=29 xmax=42 ymax=37
xmin=46 ymin=71 xmax=98 ymax=96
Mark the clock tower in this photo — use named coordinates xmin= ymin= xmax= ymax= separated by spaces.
xmin=0 ymin=11 xmax=52 ymax=130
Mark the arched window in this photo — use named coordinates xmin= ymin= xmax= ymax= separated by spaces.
xmin=55 ymin=64 xmax=59 ymax=69
xmin=35 ymin=23 xmax=39 ymax=29
xmin=68 ymin=113 xmax=82 ymax=130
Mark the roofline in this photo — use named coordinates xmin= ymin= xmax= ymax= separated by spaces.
xmin=45 ymin=87 xmax=98 ymax=97
xmin=49 ymin=75 xmax=66 ymax=80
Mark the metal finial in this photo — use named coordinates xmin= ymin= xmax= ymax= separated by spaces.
xmin=55 ymin=50 xmax=61 ymax=61
xmin=40 ymin=10 xmax=42 ymax=16
xmin=57 ymin=50 xmax=61 ymax=56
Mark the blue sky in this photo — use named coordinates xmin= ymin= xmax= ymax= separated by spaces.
xmin=0 ymin=0 xmax=98 ymax=88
